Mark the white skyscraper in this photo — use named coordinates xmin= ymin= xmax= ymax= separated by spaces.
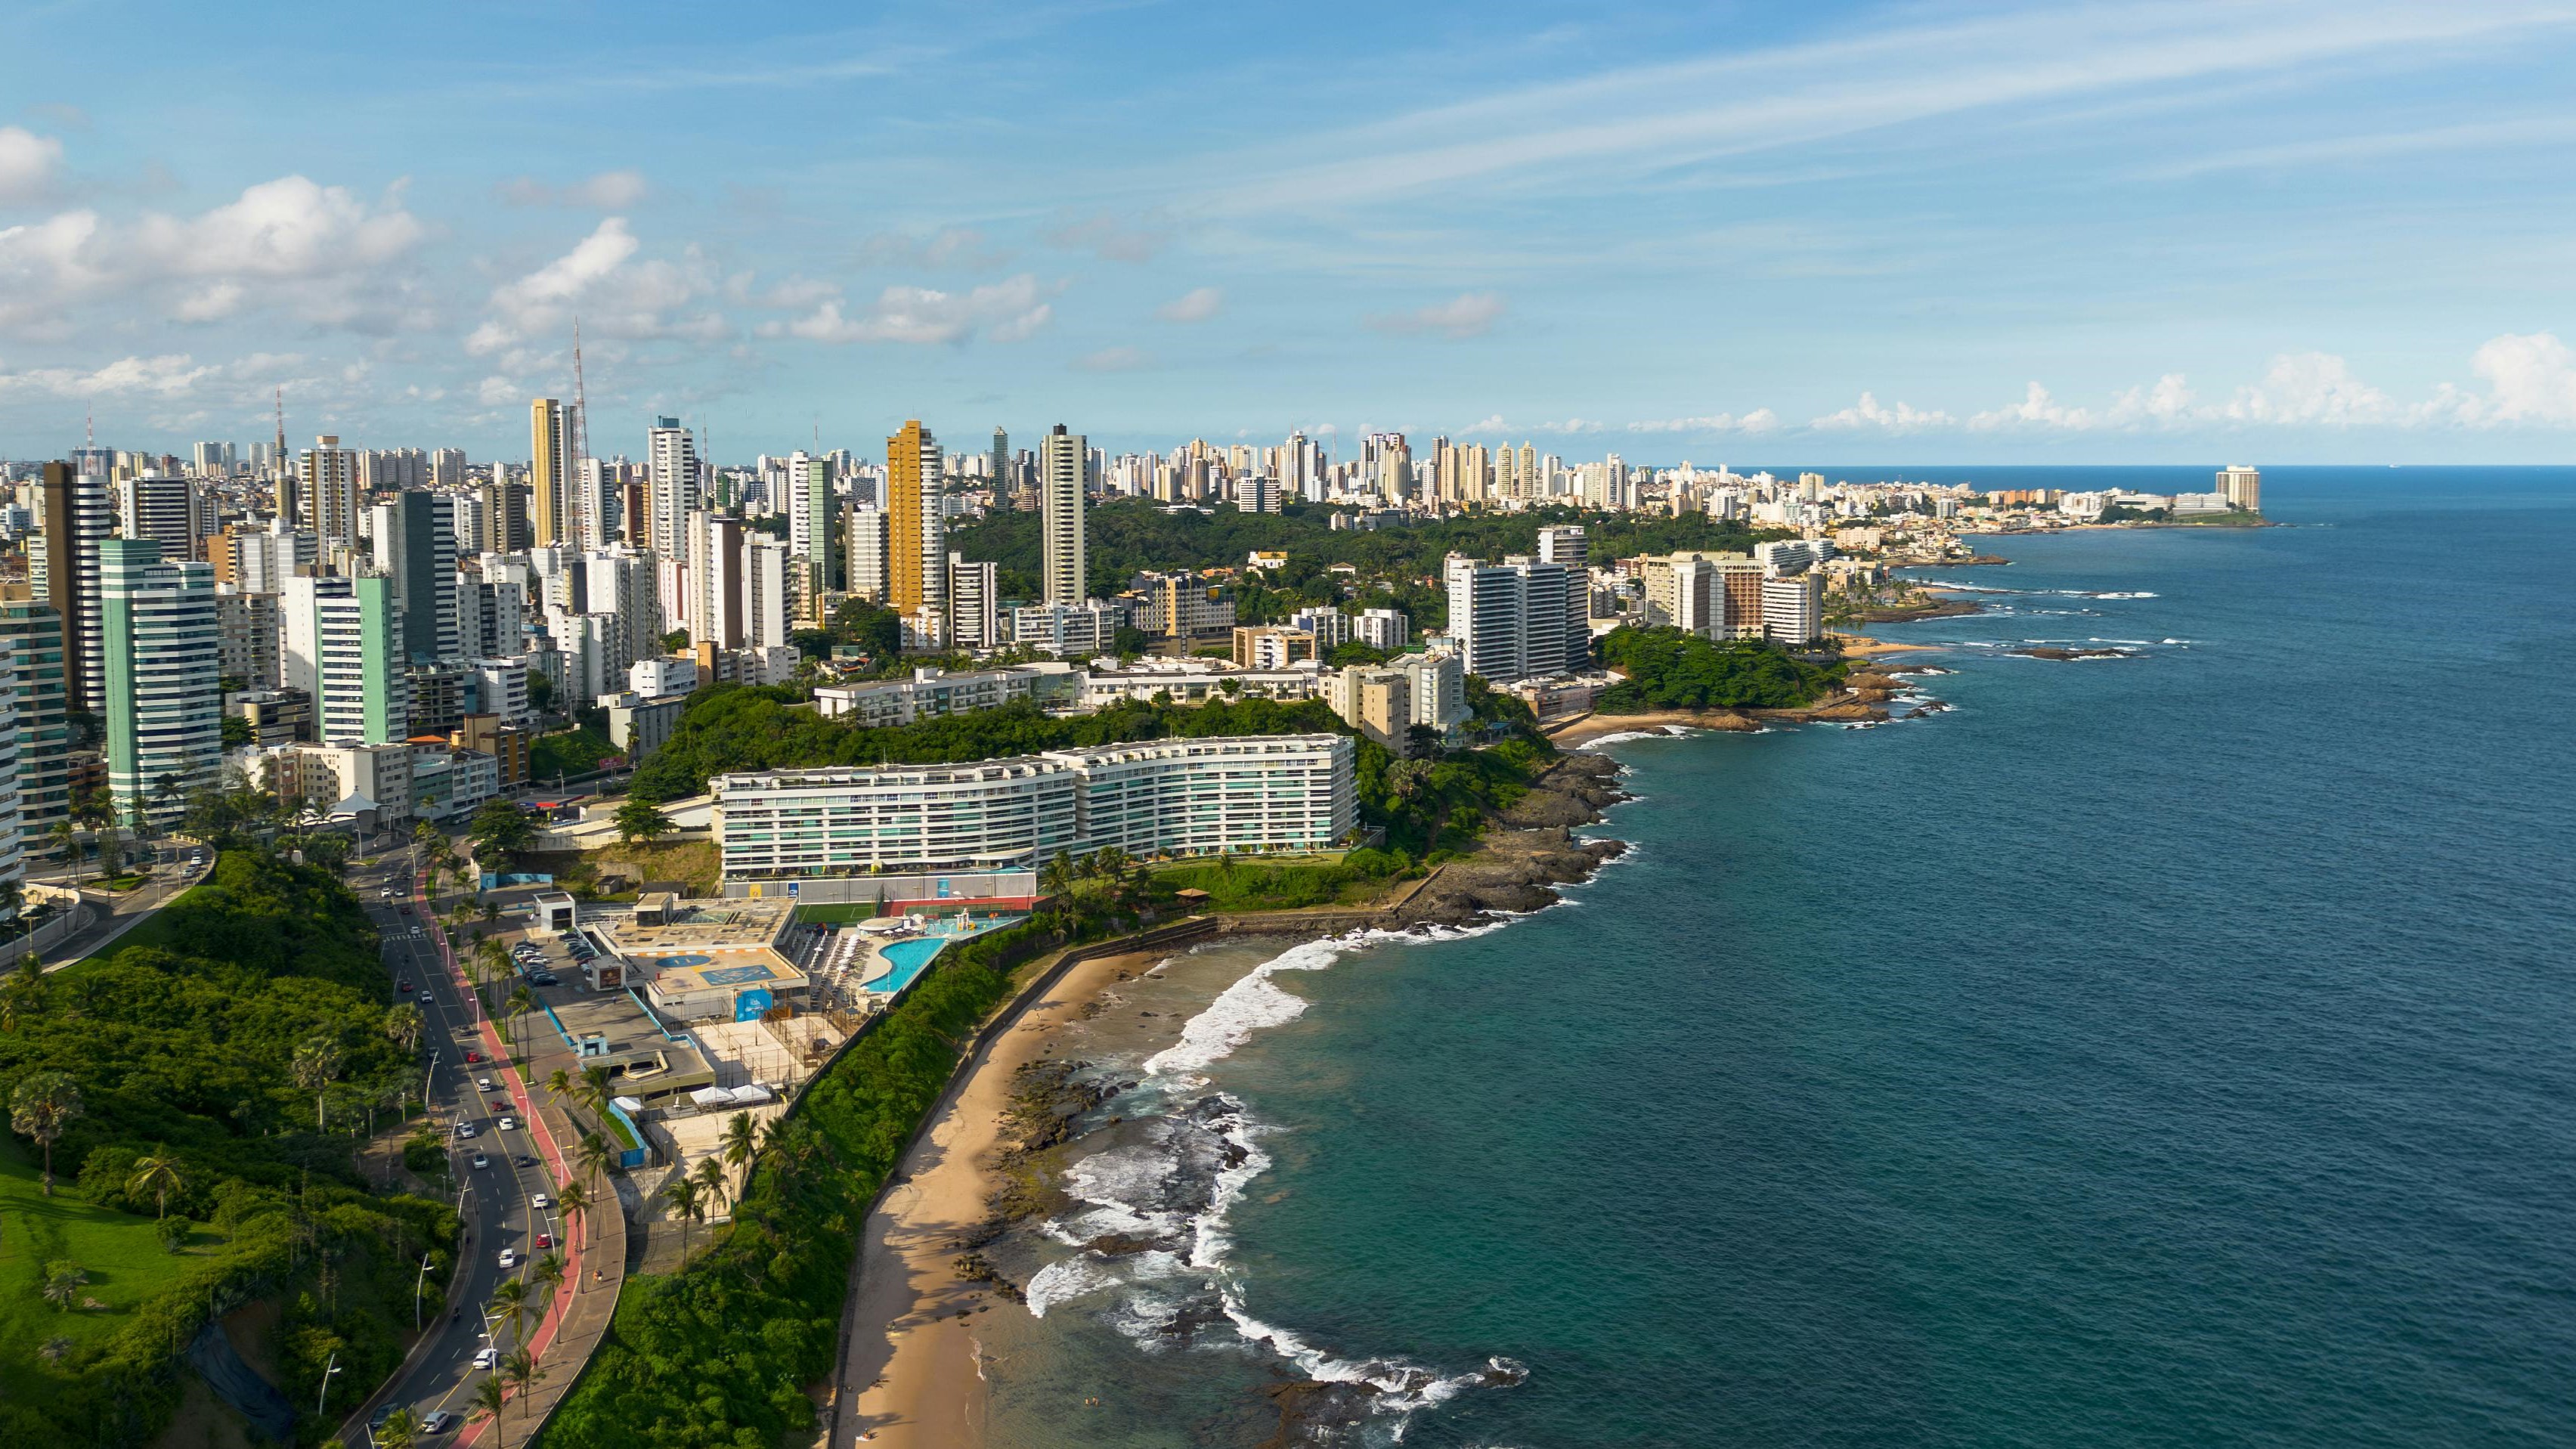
xmin=1443 ymin=554 xmax=1578 ymax=683
xmin=648 ymin=417 xmax=698 ymax=616
xmin=1039 ymin=425 xmax=1088 ymax=604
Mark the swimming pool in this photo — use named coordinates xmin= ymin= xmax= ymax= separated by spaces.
xmin=858 ymin=937 xmax=946 ymax=995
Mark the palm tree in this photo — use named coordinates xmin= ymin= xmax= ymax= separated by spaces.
xmin=290 ymin=1038 xmax=342 ymax=1129
xmin=45 ymin=819 xmax=76 ymax=884
xmin=503 ymin=1346 xmax=546 ymax=1423
xmin=40 ymin=1261 xmax=87 ymax=1311
xmin=532 ymin=1250 xmax=565 ymax=1307
xmin=661 ymin=1174 xmax=701 ymax=1255
xmin=467 ymin=1374 xmax=509 ymax=1429
xmin=488 ymin=1275 xmax=532 ymax=1347
xmin=502 ymin=986 xmax=536 ymax=1050
xmin=693 ymin=1155 xmax=728 ymax=1214
xmin=377 ymin=1405 xmax=423 ymax=1449
xmin=579 ymin=1064 xmax=613 ymax=1122
xmin=554 ymin=1179 xmax=592 ymax=1265
xmin=385 ymin=1002 xmax=425 ymax=1056
xmin=126 ymin=1150 xmax=184 ymax=1218
xmin=574 ymin=1132 xmax=612 ymax=1189
xmin=723 ymin=1112 xmax=757 ymax=1178
xmin=10 ymin=1072 xmax=84 ymax=1195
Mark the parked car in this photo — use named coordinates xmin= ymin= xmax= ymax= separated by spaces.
xmin=530 ymin=973 xmax=559 ymax=987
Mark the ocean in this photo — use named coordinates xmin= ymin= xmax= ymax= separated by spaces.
xmin=975 ymin=466 xmax=2576 ymax=1447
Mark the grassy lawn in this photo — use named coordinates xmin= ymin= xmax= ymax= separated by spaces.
xmin=591 ymin=839 xmax=721 ymax=897
xmin=791 ymin=902 xmax=886 ymax=925
xmin=0 ymin=1136 xmax=213 ymax=1401
xmin=75 ymin=883 xmax=204 ymax=963
xmin=532 ymin=726 xmax=619 ymax=781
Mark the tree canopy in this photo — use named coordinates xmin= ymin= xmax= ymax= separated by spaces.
xmin=1593 ymin=626 xmax=1845 ymax=712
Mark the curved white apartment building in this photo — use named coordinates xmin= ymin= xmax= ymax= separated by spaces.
xmin=715 ymin=734 xmax=1354 ymax=878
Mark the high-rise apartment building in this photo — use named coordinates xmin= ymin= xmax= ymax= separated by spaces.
xmin=2217 ymin=465 xmax=2262 ymax=513
xmin=989 ymin=427 xmax=1009 ymax=491
xmin=687 ymin=511 xmax=748 ymax=649
xmin=0 ymin=602 xmax=72 ymax=837
xmin=119 ymin=475 xmax=205 ymax=559
xmin=298 ymin=435 xmax=361 ymax=547
xmin=373 ymin=491 xmax=460 ymax=665
xmin=788 ymin=452 xmax=838 ymax=602
xmin=431 ymin=447 xmax=468 ymax=488
xmin=1444 ymin=555 xmax=1579 ymax=683
xmin=949 ymin=553 xmax=1000 ymax=650
xmin=1760 ymin=573 xmax=1823 ymax=646
xmin=846 ymin=506 xmax=890 ymax=602
xmin=99 ymin=538 xmax=221 ymax=824
xmin=478 ymin=476 xmax=531 ymax=553
xmin=887 ymin=420 xmax=943 ymax=616
xmin=214 ymin=590 xmax=283 ymax=689
xmin=281 ymin=574 xmax=410 ymax=745
xmin=1039 ymin=424 xmax=1088 ymax=604
xmin=531 ymin=398 xmax=571 ymax=547
xmin=36 ymin=461 xmax=113 ymax=714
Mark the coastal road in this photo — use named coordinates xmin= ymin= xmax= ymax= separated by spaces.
xmin=336 ymin=856 xmax=576 ymax=1447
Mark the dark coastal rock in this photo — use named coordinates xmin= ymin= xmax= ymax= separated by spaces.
xmin=2008 ymin=646 xmax=2131 ymax=661
xmin=1081 ymin=1232 xmax=1166 ymax=1257
xmin=1802 ymin=701 xmax=1890 ymax=722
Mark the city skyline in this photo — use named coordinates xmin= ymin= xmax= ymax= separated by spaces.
xmin=4 ymin=1 xmax=2576 ymax=462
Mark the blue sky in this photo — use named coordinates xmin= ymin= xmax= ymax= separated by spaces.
xmin=4 ymin=0 xmax=2575 ymax=465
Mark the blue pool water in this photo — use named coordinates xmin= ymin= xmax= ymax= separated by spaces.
xmin=860 ymin=937 xmax=946 ymax=995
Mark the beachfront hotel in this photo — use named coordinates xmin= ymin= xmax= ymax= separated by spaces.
xmin=714 ymin=733 xmax=1355 ymax=878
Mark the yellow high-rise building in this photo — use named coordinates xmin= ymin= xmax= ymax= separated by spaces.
xmin=887 ymin=420 xmax=943 ymax=614
xmin=530 ymin=398 xmax=567 ymax=547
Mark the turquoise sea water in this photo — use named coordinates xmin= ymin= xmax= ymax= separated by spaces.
xmin=987 ymin=468 xmax=2576 ymax=1447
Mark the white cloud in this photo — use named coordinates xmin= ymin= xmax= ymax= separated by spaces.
xmin=1197 ymin=2 xmax=2576 ymax=209
xmin=0 ymin=176 xmax=426 ymax=337
xmin=1968 ymin=381 xmax=2097 ymax=431
xmin=1073 ymin=345 xmax=1150 ymax=372
xmin=1156 ymin=286 xmax=1223 ymax=324
xmin=0 ymin=352 xmax=222 ymax=400
xmin=1366 ymin=291 xmax=1504 ymax=339
xmin=472 ymin=217 xmax=723 ymax=353
xmin=765 ymin=274 xmax=1054 ymax=345
xmin=2436 ymin=332 xmax=2576 ymax=425
xmin=1810 ymin=392 xmax=1954 ymax=431
xmin=476 ymin=374 xmax=519 ymax=406
xmin=2220 ymin=351 xmax=2392 ymax=426
xmin=2107 ymin=373 xmax=2196 ymax=426
xmin=500 ymin=169 xmax=652 ymax=209
xmin=0 ymin=127 xmax=64 ymax=203
xmin=1629 ymin=409 xmax=1779 ymax=434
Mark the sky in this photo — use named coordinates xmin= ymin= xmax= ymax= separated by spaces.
xmin=3 ymin=0 xmax=2575 ymax=466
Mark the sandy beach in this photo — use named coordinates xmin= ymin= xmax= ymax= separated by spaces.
xmin=835 ymin=945 xmax=1173 ymax=1448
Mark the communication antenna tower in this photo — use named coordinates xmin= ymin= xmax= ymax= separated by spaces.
xmin=571 ymin=317 xmax=591 ymax=542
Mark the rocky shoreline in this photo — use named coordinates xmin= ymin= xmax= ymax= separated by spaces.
xmin=1855 ymin=596 xmax=1982 ymax=624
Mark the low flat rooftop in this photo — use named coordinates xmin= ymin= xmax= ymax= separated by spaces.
xmin=596 ymin=896 xmax=797 ymax=958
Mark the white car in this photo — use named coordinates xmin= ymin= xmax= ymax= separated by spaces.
xmin=477 ymin=1077 xmax=496 ymax=1093
xmin=453 ymin=1122 xmax=477 ymax=1139
xmin=410 ymin=927 xmax=423 ymax=937
xmin=497 ymin=1116 xmax=517 ymax=1132
xmin=531 ymin=1193 xmax=551 ymax=1209
xmin=497 ymin=1248 xmax=518 ymax=1269
xmin=472 ymin=1347 xmax=500 ymax=1370
xmin=471 ymin=1153 xmax=489 ymax=1170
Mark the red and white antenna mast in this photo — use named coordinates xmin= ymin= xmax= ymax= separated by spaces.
xmin=570 ymin=317 xmax=591 ymax=543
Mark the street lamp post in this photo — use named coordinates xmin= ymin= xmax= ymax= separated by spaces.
xmin=414 ymin=1252 xmax=433 ymax=1330
xmin=316 ymin=1351 xmax=342 ymax=1413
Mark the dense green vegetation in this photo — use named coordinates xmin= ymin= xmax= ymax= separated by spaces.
xmin=0 ymin=850 xmax=460 ymax=1445
xmin=1148 ymin=847 xmax=1413 ymax=910
xmin=537 ymin=918 xmax=1075 ymax=1449
xmin=1593 ymin=626 xmax=1847 ymax=713
xmin=631 ymin=682 xmax=1546 ymax=859
xmin=533 ymin=725 xmax=620 ymax=782
xmin=948 ymin=498 xmax=1782 ymax=628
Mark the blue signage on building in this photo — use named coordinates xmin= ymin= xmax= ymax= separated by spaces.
xmin=733 ymin=988 xmax=776 ymax=1022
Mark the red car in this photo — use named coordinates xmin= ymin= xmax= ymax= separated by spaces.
xmin=397 ymin=980 xmax=412 ymax=993
xmin=463 ymin=1049 xmax=484 ymax=1064
xmin=535 ymin=1233 xmax=554 ymax=1249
